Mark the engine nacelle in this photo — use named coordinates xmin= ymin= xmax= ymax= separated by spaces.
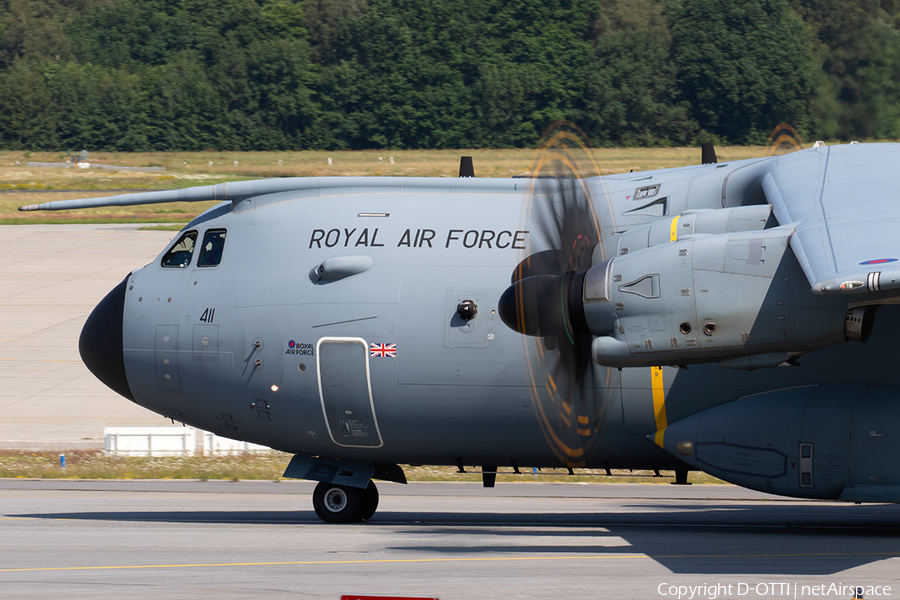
xmin=582 ymin=227 xmax=851 ymax=368
xmin=613 ymin=204 xmax=774 ymax=256
xmin=499 ymin=208 xmax=866 ymax=370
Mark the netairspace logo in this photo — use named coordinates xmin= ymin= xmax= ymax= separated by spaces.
xmin=657 ymin=582 xmax=892 ymax=599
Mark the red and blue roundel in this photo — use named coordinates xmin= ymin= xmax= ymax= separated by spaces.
xmin=860 ymin=258 xmax=898 ymax=265
xmin=288 ymin=340 xmax=296 ymax=348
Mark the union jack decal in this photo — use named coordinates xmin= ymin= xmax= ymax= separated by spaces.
xmin=370 ymin=343 xmax=397 ymax=358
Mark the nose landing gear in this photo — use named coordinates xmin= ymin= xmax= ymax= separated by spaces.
xmin=312 ymin=480 xmax=379 ymax=523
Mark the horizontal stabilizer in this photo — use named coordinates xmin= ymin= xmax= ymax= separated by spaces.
xmin=17 ymin=178 xmax=300 ymax=212
xmin=18 ymin=175 xmax=525 ymax=212
xmin=19 ymin=184 xmax=227 ymax=211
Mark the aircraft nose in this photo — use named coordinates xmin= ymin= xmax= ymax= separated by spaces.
xmin=79 ymin=276 xmax=134 ymax=401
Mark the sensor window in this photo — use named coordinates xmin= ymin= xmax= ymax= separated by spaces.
xmin=633 ymin=184 xmax=660 ymax=200
xmin=198 ymin=229 xmax=227 ymax=267
xmin=161 ymin=230 xmax=198 ymax=268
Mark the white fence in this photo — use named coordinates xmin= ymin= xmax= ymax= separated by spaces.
xmin=104 ymin=427 xmax=196 ymax=456
xmin=201 ymin=431 xmax=272 ymax=455
xmin=103 ymin=427 xmax=273 ymax=456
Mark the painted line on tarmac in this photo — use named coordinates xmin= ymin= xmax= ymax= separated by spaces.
xmin=0 ymin=517 xmax=77 ymax=521
xmin=1 ymin=552 xmax=899 ymax=573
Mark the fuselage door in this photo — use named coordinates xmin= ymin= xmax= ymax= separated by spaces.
xmin=316 ymin=337 xmax=383 ymax=448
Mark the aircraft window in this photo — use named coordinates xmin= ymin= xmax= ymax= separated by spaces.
xmin=160 ymin=230 xmax=198 ymax=268
xmin=198 ymin=229 xmax=227 ymax=267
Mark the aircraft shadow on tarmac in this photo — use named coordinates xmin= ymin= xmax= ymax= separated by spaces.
xmin=14 ymin=503 xmax=900 ymax=576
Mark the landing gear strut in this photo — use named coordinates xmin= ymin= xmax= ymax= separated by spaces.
xmin=312 ymin=480 xmax=379 ymax=523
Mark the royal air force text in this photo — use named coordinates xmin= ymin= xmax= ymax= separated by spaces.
xmin=308 ymin=228 xmax=529 ymax=250
xmin=286 ymin=343 xmax=315 ymax=356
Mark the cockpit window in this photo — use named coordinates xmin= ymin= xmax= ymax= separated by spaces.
xmin=198 ymin=229 xmax=227 ymax=267
xmin=160 ymin=230 xmax=198 ymax=268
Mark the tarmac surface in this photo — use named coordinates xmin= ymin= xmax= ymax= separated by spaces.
xmin=0 ymin=480 xmax=898 ymax=599
xmin=0 ymin=224 xmax=178 ymax=448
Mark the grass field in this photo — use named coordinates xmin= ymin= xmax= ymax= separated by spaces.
xmin=0 ymin=146 xmax=776 ymax=224
xmin=0 ymin=450 xmax=726 ymax=484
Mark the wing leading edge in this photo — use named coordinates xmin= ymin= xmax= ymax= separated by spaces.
xmin=763 ymin=143 xmax=900 ymax=295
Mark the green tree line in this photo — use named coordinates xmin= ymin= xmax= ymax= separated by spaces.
xmin=0 ymin=0 xmax=897 ymax=151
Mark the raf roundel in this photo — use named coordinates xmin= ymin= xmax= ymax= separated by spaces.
xmin=288 ymin=340 xmax=296 ymax=349
xmin=860 ymin=258 xmax=898 ymax=265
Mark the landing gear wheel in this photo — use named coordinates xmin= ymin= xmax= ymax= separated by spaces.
xmin=312 ymin=483 xmax=363 ymax=523
xmin=359 ymin=481 xmax=379 ymax=522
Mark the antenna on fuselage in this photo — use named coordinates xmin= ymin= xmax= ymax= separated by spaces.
xmin=701 ymin=143 xmax=718 ymax=165
xmin=458 ymin=156 xmax=474 ymax=177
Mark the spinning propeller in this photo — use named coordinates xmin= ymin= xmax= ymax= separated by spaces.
xmin=766 ymin=123 xmax=804 ymax=156
xmin=498 ymin=122 xmax=615 ymax=466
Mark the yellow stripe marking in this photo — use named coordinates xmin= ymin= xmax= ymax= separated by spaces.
xmin=0 ymin=556 xmax=644 ymax=573
xmin=1 ymin=552 xmax=898 ymax=574
xmin=670 ymin=216 xmax=680 ymax=242
xmin=651 ymin=366 xmax=667 ymax=448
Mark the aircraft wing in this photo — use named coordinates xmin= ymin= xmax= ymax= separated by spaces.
xmin=763 ymin=144 xmax=900 ymax=294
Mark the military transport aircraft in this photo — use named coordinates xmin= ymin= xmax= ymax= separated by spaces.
xmin=19 ymin=123 xmax=900 ymax=522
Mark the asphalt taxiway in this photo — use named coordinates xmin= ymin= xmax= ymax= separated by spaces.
xmin=0 ymin=224 xmax=179 ymax=448
xmin=0 ymin=480 xmax=898 ymax=599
